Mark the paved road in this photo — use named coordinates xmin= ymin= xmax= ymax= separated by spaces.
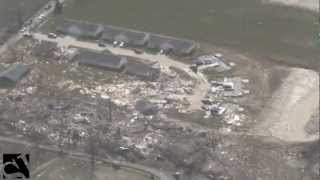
xmin=33 ymin=33 xmax=210 ymax=111
xmin=0 ymin=136 xmax=174 ymax=180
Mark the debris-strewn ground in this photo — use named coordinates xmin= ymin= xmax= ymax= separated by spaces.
xmin=0 ymin=36 xmax=318 ymax=180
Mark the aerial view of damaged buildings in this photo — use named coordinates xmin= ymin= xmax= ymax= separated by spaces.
xmin=0 ymin=2 xmax=250 ymax=152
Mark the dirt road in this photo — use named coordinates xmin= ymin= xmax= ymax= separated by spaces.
xmin=254 ymin=68 xmax=319 ymax=142
xmin=33 ymin=33 xmax=210 ymax=111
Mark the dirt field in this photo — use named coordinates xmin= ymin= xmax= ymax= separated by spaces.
xmin=254 ymin=68 xmax=319 ymax=142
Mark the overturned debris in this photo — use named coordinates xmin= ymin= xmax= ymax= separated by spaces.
xmin=75 ymin=51 xmax=127 ymax=72
xmin=195 ymin=55 xmax=231 ymax=72
xmin=210 ymin=77 xmax=249 ymax=97
xmin=32 ymin=40 xmax=59 ymax=59
xmin=0 ymin=64 xmax=30 ymax=87
xmin=135 ymin=99 xmax=159 ymax=115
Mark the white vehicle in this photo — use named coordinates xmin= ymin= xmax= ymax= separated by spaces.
xmin=214 ymin=53 xmax=223 ymax=58
xmin=19 ymin=27 xmax=27 ymax=33
xmin=119 ymin=42 xmax=125 ymax=47
xmin=39 ymin=14 xmax=45 ymax=19
xmin=22 ymin=32 xmax=33 ymax=38
xmin=47 ymin=33 xmax=57 ymax=39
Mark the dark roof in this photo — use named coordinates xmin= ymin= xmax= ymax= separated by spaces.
xmin=147 ymin=34 xmax=196 ymax=55
xmin=56 ymin=18 xmax=103 ymax=39
xmin=121 ymin=30 xmax=149 ymax=46
xmin=0 ymin=28 xmax=8 ymax=45
xmin=76 ymin=51 xmax=127 ymax=71
xmin=114 ymin=34 xmax=129 ymax=43
xmin=0 ymin=64 xmax=29 ymax=87
xmin=55 ymin=18 xmax=196 ymax=55
xmin=125 ymin=60 xmax=160 ymax=81
xmin=0 ymin=64 xmax=5 ymax=72
xmin=101 ymin=26 xmax=120 ymax=41
xmin=102 ymin=25 xmax=149 ymax=46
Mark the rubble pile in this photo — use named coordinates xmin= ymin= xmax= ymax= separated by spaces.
xmin=192 ymin=54 xmax=232 ymax=73
xmin=194 ymin=54 xmax=251 ymax=129
xmin=210 ymin=77 xmax=250 ymax=98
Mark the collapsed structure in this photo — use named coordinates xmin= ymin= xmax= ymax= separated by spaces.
xmin=32 ymin=41 xmax=59 ymax=59
xmin=55 ymin=18 xmax=197 ymax=56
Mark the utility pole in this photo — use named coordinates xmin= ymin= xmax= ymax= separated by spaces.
xmin=54 ymin=0 xmax=63 ymax=15
xmin=88 ymin=129 xmax=97 ymax=180
xmin=108 ymin=97 xmax=112 ymax=122
xmin=16 ymin=2 xmax=24 ymax=29
xmin=101 ymin=95 xmax=112 ymax=122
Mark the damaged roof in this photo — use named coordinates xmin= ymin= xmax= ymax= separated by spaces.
xmin=76 ymin=51 xmax=127 ymax=71
xmin=56 ymin=18 xmax=103 ymax=39
xmin=0 ymin=64 xmax=30 ymax=87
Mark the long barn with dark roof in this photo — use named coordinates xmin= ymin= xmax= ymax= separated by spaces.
xmin=55 ymin=18 xmax=198 ymax=56
xmin=75 ymin=51 xmax=127 ymax=72
xmin=102 ymin=25 xmax=149 ymax=47
xmin=56 ymin=18 xmax=103 ymax=40
xmin=147 ymin=34 xmax=197 ymax=56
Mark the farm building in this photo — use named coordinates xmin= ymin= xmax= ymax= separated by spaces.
xmin=75 ymin=51 xmax=127 ymax=72
xmin=56 ymin=18 xmax=103 ymax=40
xmin=147 ymin=34 xmax=197 ymax=56
xmin=102 ymin=25 xmax=149 ymax=47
